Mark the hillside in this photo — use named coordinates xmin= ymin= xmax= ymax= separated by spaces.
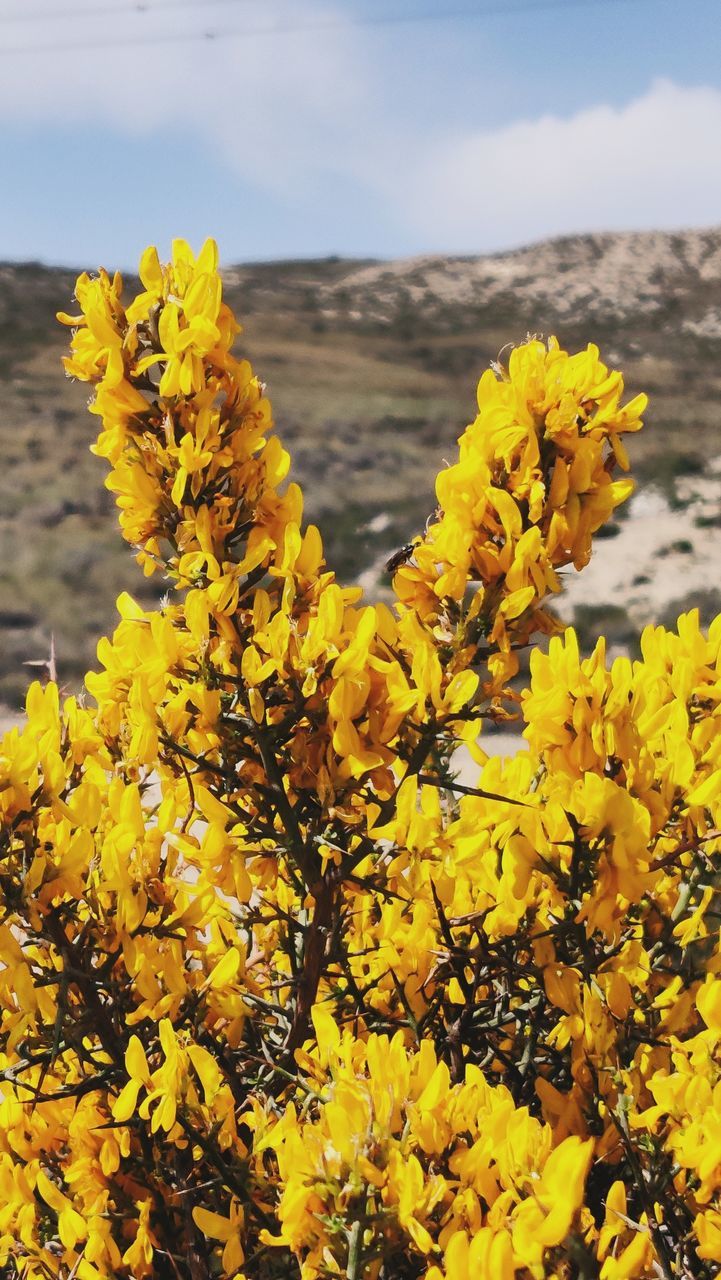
xmin=0 ymin=228 xmax=720 ymax=706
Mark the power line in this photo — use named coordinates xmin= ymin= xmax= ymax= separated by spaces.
xmin=0 ymin=0 xmax=664 ymax=56
xmin=1 ymin=0 xmax=263 ymax=24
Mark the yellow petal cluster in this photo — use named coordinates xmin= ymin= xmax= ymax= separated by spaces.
xmin=393 ymin=337 xmax=645 ymax=702
xmin=259 ymin=1026 xmax=591 ymax=1278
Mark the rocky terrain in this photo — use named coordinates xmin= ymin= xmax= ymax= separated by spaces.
xmin=0 ymin=227 xmax=720 ymax=710
xmin=319 ymin=230 xmax=721 ymax=328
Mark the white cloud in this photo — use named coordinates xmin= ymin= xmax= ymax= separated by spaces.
xmin=0 ymin=0 xmax=369 ymax=193
xmin=394 ymin=79 xmax=721 ymax=251
xmin=1 ymin=0 xmax=720 ymax=259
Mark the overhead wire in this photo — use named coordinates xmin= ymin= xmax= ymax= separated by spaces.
xmin=0 ymin=0 xmax=666 ymax=56
xmin=0 ymin=0 xmax=263 ymax=23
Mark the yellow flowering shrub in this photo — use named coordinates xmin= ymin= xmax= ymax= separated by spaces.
xmin=0 ymin=237 xmax=718 ymax=1279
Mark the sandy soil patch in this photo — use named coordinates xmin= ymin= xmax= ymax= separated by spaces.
xmin=555 ymin=463 xmax=721 ymax=638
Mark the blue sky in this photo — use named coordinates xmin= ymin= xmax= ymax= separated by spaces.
xmin=1 ymin=0 xmax=720 ymax=267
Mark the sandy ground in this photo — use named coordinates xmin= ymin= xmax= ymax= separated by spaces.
xmin=0 ymin=713 xmax=18 ymax=737
xmin=476 ymin=732 xmax=525 ymax=759
xmin=555 ymin=464 xmax=721 ymax=635
xmin=361 ymin=458 xmax=721 ymax=645
xmin=454 ymin=732 xmax=525 ymax=788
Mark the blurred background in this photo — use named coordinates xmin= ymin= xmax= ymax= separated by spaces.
xmin=1 ymin=0 xmax=720 ymax=712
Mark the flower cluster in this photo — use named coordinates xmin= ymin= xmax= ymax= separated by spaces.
xmin=0 ymin=239 xmax=717 ymax=1280
xmin=258 ymin=1026 xmax=592 ymax=1278
xmin=393 ymin=337 xmax=645 ymax=701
